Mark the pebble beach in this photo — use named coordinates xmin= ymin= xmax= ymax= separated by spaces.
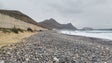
xmin=0 ymin=31 xmax=112 ymax=63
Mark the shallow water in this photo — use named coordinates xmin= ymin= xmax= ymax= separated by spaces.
xmin=58 ymin=30 xmax=112 ymax=40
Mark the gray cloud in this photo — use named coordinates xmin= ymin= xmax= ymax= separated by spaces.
xmin=0 ymin=0 xmax=112 ymax=29
xmin=0 ymin=2 xmax=3 ymax=9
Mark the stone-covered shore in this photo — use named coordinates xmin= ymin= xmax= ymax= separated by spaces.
xmin=0 ymin=31 xmax=112 ymax=63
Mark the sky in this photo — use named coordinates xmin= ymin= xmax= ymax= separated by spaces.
xmin=0 ymin=0 xmax=112 ymax=29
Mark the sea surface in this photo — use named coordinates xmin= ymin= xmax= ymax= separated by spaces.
xmin=58 ymin=30 xmax=112 ymax=40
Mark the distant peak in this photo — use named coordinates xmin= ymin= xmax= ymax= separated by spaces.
xmin=49 ymin=18 xmax=55 ymax=21
xmin=49 ymin=18 xmax=55 ymax=20
xmin=66 ymin=23 xmax=74 ymax=26
xmin=44 ymin=18 xmax=58 ymax=23
xmin=39 ymin=18 xmax=77 ymax=30
xmin=67 ymin=23 xmax=72 ymax=25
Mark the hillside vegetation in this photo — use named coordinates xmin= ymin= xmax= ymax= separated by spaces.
xmin=0 ymin=31 xmax=37 ymax=47
xmin=0 ymin=10 xmax=47 ymax=47
xmin=0 ymin=10 xmax=39 ymax=26
xmin=0 ymin=10 xmax=46 ymax=31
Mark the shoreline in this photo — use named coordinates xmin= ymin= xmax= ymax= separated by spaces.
xmin=59 ymin=30 xmax=112 ymax=40
xmin=59 ymin=33 xmax=112 ymax=50
xmin=0 ymin=31 xmax=112 ymax=63
xmin=67 ymin=33 xmax=112 ymax=44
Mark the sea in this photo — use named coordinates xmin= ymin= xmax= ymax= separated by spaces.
xmin=58 ymin=30 xmax=112 ymax=40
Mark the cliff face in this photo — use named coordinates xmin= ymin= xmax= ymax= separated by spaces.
xmin=0 ymin=10 xmax=46 ymax=30
xmin=39 ymin=18 xmax=77 ymax=30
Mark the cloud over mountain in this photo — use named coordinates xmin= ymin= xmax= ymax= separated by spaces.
xmin=0 ymin=0 xmax=112 ymax=29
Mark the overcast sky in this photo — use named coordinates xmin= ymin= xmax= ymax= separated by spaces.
xmin=0 ymin=0 xmax=112 ymax=29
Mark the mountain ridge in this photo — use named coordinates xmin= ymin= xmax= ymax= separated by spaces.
xmin=0 ymin=9 xmax=46 ymax=30
xmin=39 ymin=18 xmax=77 ymax=30
xmin=0 ymin=10 xmax=40 ymax=26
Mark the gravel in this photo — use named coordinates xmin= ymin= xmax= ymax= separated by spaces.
xmin=0 ymin=31 xmax=112 ymax=63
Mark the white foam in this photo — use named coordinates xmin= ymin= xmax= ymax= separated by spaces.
xmin=59 ymin=30 xmax=112 ymax=40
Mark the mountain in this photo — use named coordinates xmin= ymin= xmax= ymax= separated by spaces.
xmin=61 ymin=23 xmax=77 ymax=30
xmin=0 ymin=10 xmax=46 ymax=30
xmin=82 ymin=27 xmax=93 ymax=30
xmin=39 ymin=18 xmax=77 ymax=30
xmin=0 ymin=10 xmax=39 ymax=26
